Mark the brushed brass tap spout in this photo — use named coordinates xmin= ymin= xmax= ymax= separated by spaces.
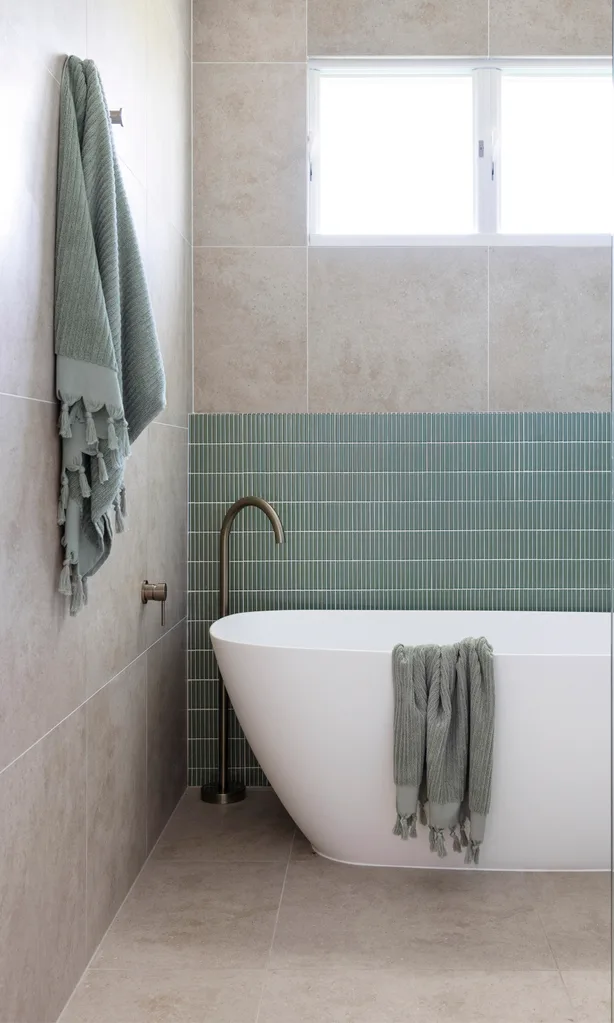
xmin=201 ymin=497 xmax=284 ymax=806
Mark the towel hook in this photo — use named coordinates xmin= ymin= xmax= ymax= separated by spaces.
xmin=110 ymin=108 xmax=124 ymax=127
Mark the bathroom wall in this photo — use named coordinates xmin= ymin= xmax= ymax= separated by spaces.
xmin=0 ymin=2 xmax=192 ymax=1020
xmin=189 ymin=0 xmax=612 ymax=788
xmin=192 ymin=0 xmax=612 ymax=413
xmin=188 ymin=411 xmax=611 ymax=784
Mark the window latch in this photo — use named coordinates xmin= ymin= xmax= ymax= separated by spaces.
xmin=478 ymin=140 xmax=485 ymax=158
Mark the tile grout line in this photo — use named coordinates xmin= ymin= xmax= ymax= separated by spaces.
xmin=254 ymin=829 xmax=297 ymax=1023
xmin=0 ymin=617 xmax=187 ymax=782
xmin=0 ymin=390 xmax=56 ymax=406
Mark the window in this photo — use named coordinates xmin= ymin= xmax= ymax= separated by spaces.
xmin=309 ymin=60 xmax=614 ymax=243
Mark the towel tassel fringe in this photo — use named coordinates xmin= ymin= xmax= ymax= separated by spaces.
xmin=419 ymin=802 xmax=428 ymax=827
xmin=70 ymin=569 xmax=85 ymax=616
xmin=450 ymin=826 xmax=462 ymax=854
xmin=85 ymin=410 xmax=98 ymax=447
xmin=58 ymin=558 xmax=72 ymax=597
xmin=59 ymin=402 xmax=72 ymax=438
xmin=107 ymin=416 xmax=118 ymax=451
xmin=57 ymin=472 xmax=69 ymax=525
xmin=429 ymin=827 xmax=447 ymax=859
xmin=392 ymin=814 xmax=413 ymax=841
xmin=96 ymin=449 xmax=109 ymax=483
xmin=78 ymin=465 xmax=91 ymax=499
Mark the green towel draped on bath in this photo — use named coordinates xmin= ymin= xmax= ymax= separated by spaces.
xmin=55 ymin=56 xmax=165 ymax=614
xmin=392 ymin=638 xmax=495 ymax=864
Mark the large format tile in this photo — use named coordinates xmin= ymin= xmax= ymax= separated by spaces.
xmin=165 ymin=0 xmax=192 ymax=56
xmin=93 ymin=860 xmax=286 ymax=970
xmin=308 ymin=0 xmax=487 ymax=56
xmin=271 ymin=860 xmax=555 ymax=971
xmin=147 ymin=213 xmax=191 ymax=426
xmin=259 ymin=969 xmax=575 ymax=1023
xmin=86 ymin=657 xmax=147 ymax=956
xmin=562 ymin=970 xmax=611 ymax=1022
xmin=308 ymin=248 xmax=488 ymax=413
xmin=490 ymin=0 xmax=611 ymax=55
xmin=0 ymin=60 xmax=58 ymax=401
xmin=0 ymin=396 xmax=85 ymax=773
xmin=147 ymin=623 xmax=187 ymax=851
xmin=193 ymin=247 xmax=307 ymax=413
xmin=0 ymin=710 xmax=86 ymax=1023
xmin=489 ymin=248 xmax=611 ymax=413
xmin=145 ymin=423 xmax=188 ymax=645
xmin=147 ymin=0 xmax=192 ymax=241
xmin=194 ymin=0 xmax=306 ymax=61
xmin=86 ymin=0 xmax=148 ymax=187
xmin=154 ymin=787 xmax=295 ymax=862
xmin=0 ymin=0 xmax=86 ymax=81
xmin=61 ymin=968 xmax=264 ymax=1023
xmin=193 ymin=63 xmax=307 ymax=246
xmin=83 ymin=431 xmax=149 ymax=697
xmin=525 ymin=873 xmax=611 ymax=970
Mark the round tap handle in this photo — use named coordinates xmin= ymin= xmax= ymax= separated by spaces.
xmin=141 ymin=581 xmax=168 ymax=626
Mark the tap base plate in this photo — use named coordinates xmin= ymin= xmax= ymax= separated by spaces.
xmin=201 ymin=782 xmax=246 ymax=805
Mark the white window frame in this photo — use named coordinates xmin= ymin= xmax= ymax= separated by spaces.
xmin=308 ymin=58 xmax=613 ymax=247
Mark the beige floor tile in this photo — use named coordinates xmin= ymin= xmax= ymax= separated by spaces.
xmin=271 ymin=861 xmax=556 ymax=971
xmin=154 ymin=787 xmax=295 ymax=863
xmin=562 ymin=970 xmax=611 ymax=1022
xmin=258 ymin=969 xmax=575 ymax=1023
xmin=60 ymin=968 xmax=263 ymax=1023
xmin=525 ymin=874 xmax=611 ymax=970
xmin=92 ymin=860 xmax=286 ymax=971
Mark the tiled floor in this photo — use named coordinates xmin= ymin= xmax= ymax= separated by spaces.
xmin=60 ymin=788 xmax=611 ymax=1023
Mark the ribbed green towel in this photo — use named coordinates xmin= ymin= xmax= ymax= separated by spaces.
xmin=55 ymin=56 xmax=165 ymax=615
xmin=392 ymin=638 xmax=495 ymax=864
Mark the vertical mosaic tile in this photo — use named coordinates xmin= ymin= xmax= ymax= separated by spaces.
xmin=188 ymin=412 xmax=612 ymax=786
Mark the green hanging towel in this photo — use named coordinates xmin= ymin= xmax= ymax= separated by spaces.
xmin=55 ymin=56 xmax=165 ymax=615
xmin=392 ymin=637 xmax=495 ymax=864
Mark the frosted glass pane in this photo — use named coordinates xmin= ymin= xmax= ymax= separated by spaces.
xmin=500 ymin=75 xmax=614 ymax=234
xmin=318 ymin=76 xmax=475 ymax=235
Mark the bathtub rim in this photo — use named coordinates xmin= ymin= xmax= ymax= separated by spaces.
xmin=209 ymin=608 xmax=611 ymax=658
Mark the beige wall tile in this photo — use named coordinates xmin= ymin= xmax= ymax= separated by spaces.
xmin=147 ymin=0 xmax=192 ymax=242
xmin=147 ymin=213 xmax=190 ymax=426
xmin=0 ymin=61 xmax=58 ymax=402
xmin=146 ymin=623 xmax=187 ymax=850
xmin=86 ymin=658 xmax=147 ymax=956
xmin=308 ymin=248 xmax=488 ymax=413
xmin=194 ymin=0 xmax=306 ymax=62
xmin=86 ymin=0 xmax=148 ymax=187
xmin=194 ymin=247 xmax=307 ymax=412
xmin=489 ymin=248 xmax=612 ymax=412
xmin=490 ymin=0 xmax=611 ymax=56
xmin=0 ymin=710 xmax=86 ymax=1023
xmin=308 ymin=0 xmax=487 ymax=56
xmin=193 ymin=63 xmax=307 ymax=246
xmin=145 ymin=423 xmax=188 ymax=646
xmin=83 ymin=431 xmax=149 ymax=698
xmin=0 ymin=395 xmax=85 ymax=774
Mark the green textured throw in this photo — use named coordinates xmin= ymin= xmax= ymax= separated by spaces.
xmin=55 ymin=57 xmax=165 ymax=615
xmin=392 ymin=638 xmax=495 ymax=864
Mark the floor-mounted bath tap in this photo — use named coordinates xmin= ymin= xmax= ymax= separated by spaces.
xmin=201 ymin=496 xmax=284 ymax=806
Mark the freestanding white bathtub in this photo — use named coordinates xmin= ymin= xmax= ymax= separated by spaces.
xmin=210 ymin=610 xmax=611 ymax=871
